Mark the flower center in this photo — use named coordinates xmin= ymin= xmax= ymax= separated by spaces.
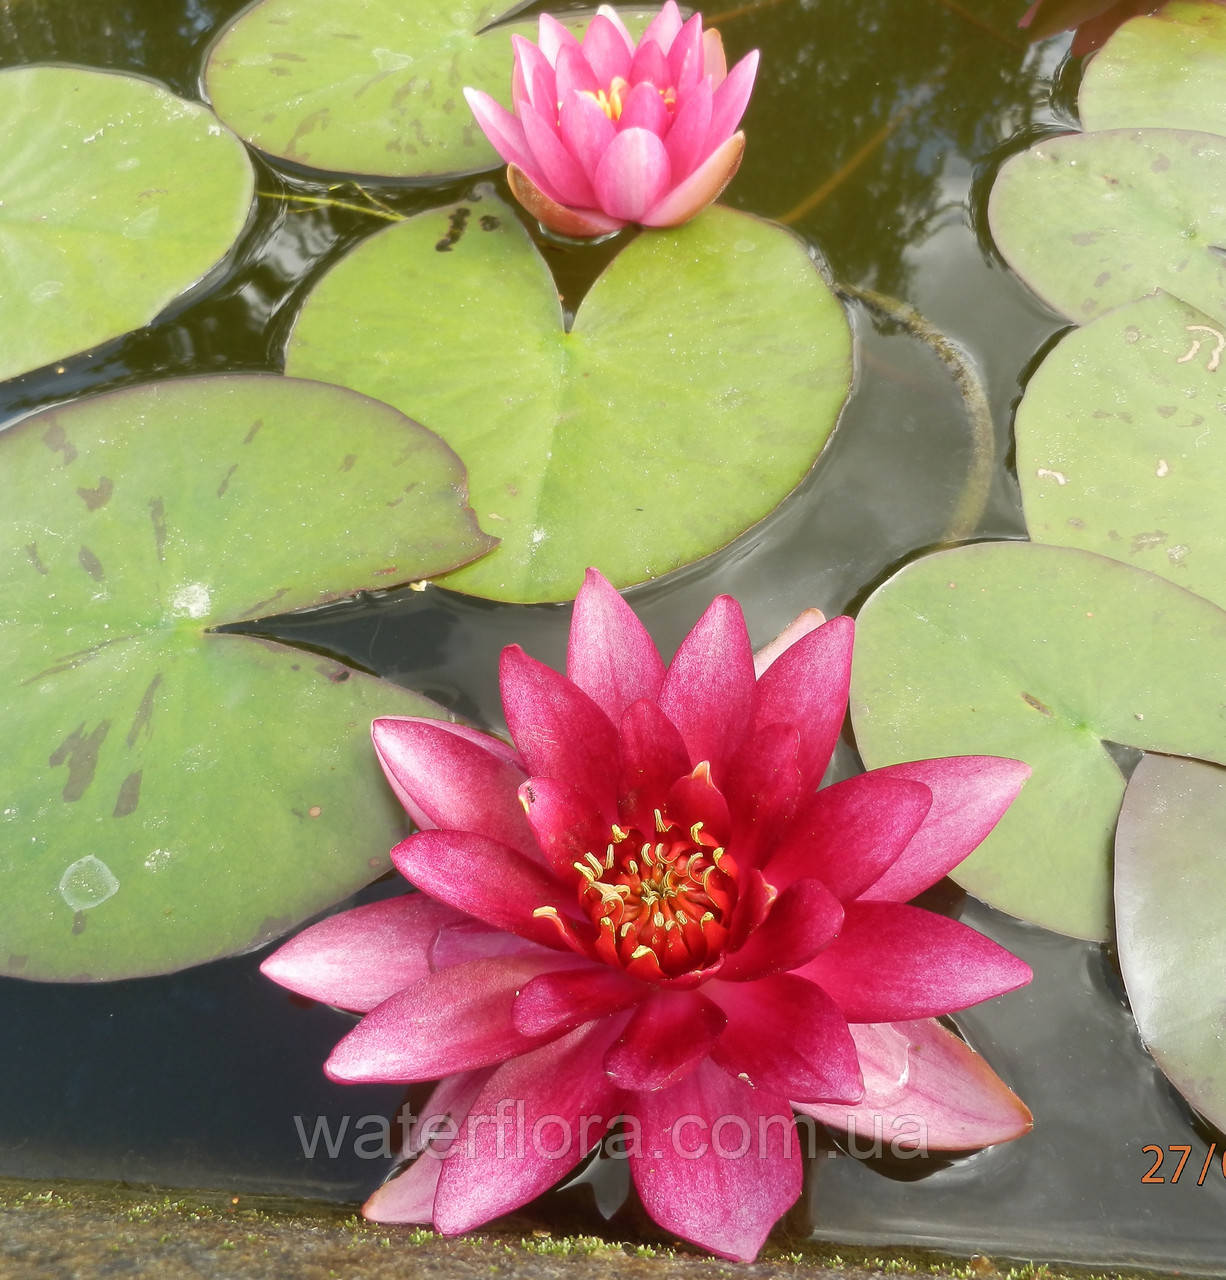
xmin=578 ymin=77 xmax=678 ymax=122
xmin=575 ymin=808 xmax=736 ymax=978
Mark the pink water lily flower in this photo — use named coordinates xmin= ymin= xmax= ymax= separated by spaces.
xmin=463 ymin=2 xmax=758 ymax=237
xmin=263 ymin=571 xmax=1033 ymax=1262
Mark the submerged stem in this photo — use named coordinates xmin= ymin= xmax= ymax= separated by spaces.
xmin=837 ymin=283 xmax=996 ymax=543
xmin=255 ymin=190 xmax=405 ymax=222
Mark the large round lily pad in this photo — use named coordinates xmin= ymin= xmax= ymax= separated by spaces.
xmin=1017 ymin=291 xmax=1226 ymax=609
xmin=2 ymin=374 xmax=496 ymax=981
xmin=204 ymin=0 xmax=651 ymax=179
xmin=1080 ymin=1 xmax=1226 ymax=137
xmin=850 ymin=541 xmax=1226 ymax=940
xmin=286 ymin=193 xmax=852 ymax=603
xmin=0 ymin=65 xmax=254 ymax=383
xmin=987 ymin=128 xmax=1226 ymax=325
xmin=1116 ymin=753 xmax=1226 ymax=1134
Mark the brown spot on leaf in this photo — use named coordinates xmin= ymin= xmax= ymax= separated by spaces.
xmin=340 ymin=453 xmax=356 ymax=472
xmin=217 ymin=463 xmax=238 ymax=497
xmin=78 ymin=546 xmax=104 ymax=581
xmin=307 ymin=805 xmax=322 ymax=818
xmin=77 ymin=476 xmax=113 ymax=510
xmin=7 ymin=955 xmax=27 ymax=971
xmin=1131 ymin=530 xmax=1167 ymax=553
xmin=435 ymin=206 xmax=470 ymax=252
xmin=126 ymin=674 xmax=163 ymax=748
xmin=480 ymin=215 xmax=501 ymax=231
xmin=1021 ymin=692 xmax=1052 ymax=717
xmin=113 ymin=770 xmax=142 ymax=817
xmin=42 ymin=421 xmax=77 ymax=464
xmin=49 ymin=721 xmax=111 ymax=801
xmin=244 ymin=419 xmax=264 ymax=444
xmin=71 ymin=911 xmax=87 ymax=935
xmin=150 ymin=498 xmax=167 ymax=562
xmin=26 ymin=543 xmax=49 ymax=575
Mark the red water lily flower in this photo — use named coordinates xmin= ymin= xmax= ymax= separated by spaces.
xmin=263 ymin=571 xmax=1033 ymax=1262
xmin=463 ymin=2 xmax=757 ymax=237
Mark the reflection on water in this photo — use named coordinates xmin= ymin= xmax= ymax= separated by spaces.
xmin=3 ymin=0 xmax=1224 ymax=1267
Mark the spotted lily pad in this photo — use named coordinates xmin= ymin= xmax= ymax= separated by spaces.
xmin=286 ymin=193 xmax=852 ymax=603
xmin=1080 ymin=1 xmax=1226 ymax=137
xmin=2 ymin=375 xmax=496 ymax=981
xmin=987 ymin=128 xmax=1226 ymax=325
xmin=204 ymin=0 xmax=652 ymax=179
xmin=1017 ymin=291 xmax=1226 ymax=609
xmin=0 ymin=65 xmax=254 ymax=383
xmin=1115 ymin=753 xmax=1226 ymax=1134
xmin=850 ymin=541 xmax=1226 ymax=940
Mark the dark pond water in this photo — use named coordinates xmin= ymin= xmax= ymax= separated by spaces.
xmin=3 ymin=0 xmax=1225 ymax=1269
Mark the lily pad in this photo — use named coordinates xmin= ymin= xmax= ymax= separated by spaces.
xmin=1017 ymin=291 xmax=1226 ymax=609
xmin=987 ymin=128 xmax=1226 ymax=325
xmin=1080 ymin=1 xmax=1226 ymax=137
xmin=0 ymin=65 xmax=254 ymax=383
xmin=286 ymin=194 xmax=852 ymax=603
xmin=2 ymin=374 xmax=496 ymax=981
xmin=1115 ymin=753 xmax=1226 ymax=1134
xmin=204 ymin=0 xmax=651 ymax=179
xmin=850 ymin=541 xmax=1226 ymax=940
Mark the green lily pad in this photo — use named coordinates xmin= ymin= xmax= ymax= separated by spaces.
xmin=1080 ymin=1 xmax=1226 ymax=137
xmin=204 ymin=0 xmax=651 ymax=179
xmin=1116 ymin=753 xmax=1226 ymax=1133
xmin=0 ymin=65 xmax=254 ymax=383
xmin=286 ymin=194 xmax=852 ymax=603
xmin=2 ymin=374 xmax=497 ymax=981
xmin=987 ymin=128 xmax=1226 ymax=324
xmin=1017 ymin=291 xmax=1226 ymax=609
xmin=850 ymin=541 xmax=1226 ymax=941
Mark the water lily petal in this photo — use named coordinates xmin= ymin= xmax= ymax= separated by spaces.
xmin=592 ymin=127 xmax=672 ymax=222
xmin=628 ymin=36 xmax=672 ymax=88
xmin=428 ymin=918 xmax=548 ymax=969
xmin=618 ymin=698 xmax=691 ymax=829
xmin=856 ymin=757 xmax=1032 ymax=903
xmin=663 ymin=78 xmax=712 ymax=182
xmin=391 ymin=830 xmax=576 ymax=947
xmin=640 ymin=130 xmax=744 ymax=227
xmin=537 ymin=11 xmax=582 ymax=65
xmin=794 ymin=1018 xmax=1033 ymax=1151
xmin=701 ymin=27 xmax=728 ymax=84
xmin=260 ymin=894 xmax=464 ymax=1012
xmin=325 ymin=954 xmax=575 ymax=1082
xmin=604 ymin=989 xmax=725 ymax=1090
xmin=554 ymin=42 xmax=601 ymax=103
xmin=506 ymin=165 xmax=626 ymax=238
xmin=753 ymin=608 xmax=827 ymax=677
xmin=461 ymin=88 xmax=540 ymax=182
xmin=659 ymin=593 xmax=755 ymax=775
xmin=371 ymin=717 xmax=535 ymax=856
xmin=763 ymin=772 xmax=933 ymax=901
xmin=433 ymin=1021 xmax=624 ymax=1232
xmin=567 ymin=567 xmax=666 ymax=721
xmin=706 ymin=49 xmax=759 ymax=145
xmin=518 ymin=775 xmax=607 ymax=880
xmin=501 ymin=644 xmax=619 ymax=816
xmin=639 ymin=0 xmax=684 ymax=53
xmin=521 ymin=98 xmax=599 ymax=207
xmin=726 ymin=722 xmax=801 ymax=865
xmin=750 ymin=614 xmax=853 ymax=793
xmin=666 ymin=761 xmax=732 ymax=844
xmin=719 ymin=878 xmax=843 ymax=981
xmin=629 ymin=1059 xmax=801 ymax=1263
xmin=510 ymin=34 xmax=557 ymax=114
xmin=595 ymin=4 xmax=636 ymax=53
xmin=581 ymin=12 xmax=633 ymax=85
xmin=667 ymin=12 xmax=706 ymax=94
xmin=799 ymin=902 xmax=1034 ymax=1021
xmin=710 ymin=972 xmax=863 ymax=1103
xmin=559 ymin=89 xmax=617 ymax=182
xmin=618 ymin=79 xmax=670 ymax=135
xmin=514 ymin=965 xmax=645 ymax=1036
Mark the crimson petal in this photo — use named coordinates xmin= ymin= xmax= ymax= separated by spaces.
xmin=518 ymin=775 xmax=608 ymax=881
xmin=719 ymin=878 xmax=843 ymax=981
xmin=514 ymin=965 xmax=645 ymax=1036
xmin=604 ymin=989 xmax=725 ymax=1090
xmin=726 ymin=721 xmax=801 ymax=865
xmin=798 ymin=902 xmax=1033 ymax=1021
xmin=618 ymin=698 xmax=691 ymax=829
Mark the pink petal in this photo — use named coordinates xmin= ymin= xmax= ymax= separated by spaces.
xmin=641 ymin=130 xmax=745 ymax=227
xmin=260 ymin=894 xmax=464 ymax=1013
xmin=663 ymin=79 xmax=713 ymax=182
xmin=391 ymin=830 xmax=573 ymax=948
xmin=518 ymin=775 xmax=607 ymax=881
xmin=628 ymin=37 xmax=671 ymax=88
xmin=666 ymin=761 xmax=732 ymax=844
xmin=856 ymin=757 xmax=1032 ymax=903
xmin=501 ymin=644 xmax=619 ymax=816
xmin=507 ymin=164 xmax=626 ymax=238
xmin=433 ymin=1021 xmax=623 ymax=1232
xmin=794 ymin=1019 xmax=1033 ymax=1152
xmin=513 ymin=964 xmax=645 ymax=1036
xmin=618 ymin=80 xmax=670 ymax=135
xmin=798 ymin=902 xmax=1033 ymax=1021
xmin=581 ymin=12 xmax=632 ymax=85
xmin=709 ymin=973 xmax=863 ymax=1103
xmin=520 ymin=98 xmax=599 ymax=207
xmin=753 ymin=608 xmax=827 ymax=678
xmin=666 ymin=13 xmax=705 ymax=94
xmin=537 ymin=12 xmax=581 ymax=65
xmin=658 ymin=594 xmax=755 ymax=776
xmin=429 ymin=918 xmax=546 ymax=969
xmin=325 ymin=954 xmax=575 ymax=1083
xmin=762 ymin=772 xmax=933 ymax=901
xmin=629 ymin=1059 xmax=801 ymax=1263
xmin=618 ymin=698 xmax=691 ymax=829
xmin=595 ymin=5 xmax=636 ymax=52
xmin=559 ymin=89 xmax=616 ymax=181
xmin=749 ymin=614 xmax=853 ymax=794
xmin=593 ymin=126 xmax=672 ymax=222
xmin=639 ymin=0 xmax=684 ymax=53
xmin=725 ymin=722 xmax=801 ymax=866
xmin=462 ymin=88 xmax=537 ymax=177
xmin=604 ymin=989 xmax=725 ymax=1090
xmin=554 ymin=42 xmax=600 ymax=102
xmin=567 ymin=568 xmax=666 ymax=722
xmin=362 ymin=1070 xmax=491 ymax=1223
xmin=718 ymin=878 xmax=844 ymax=981
xmin=371 ymin=717 xmax=535 ymax=857
xmin=706 ymin=49 xmax=759 ymax=145
xmin=510 ymin=34 xmax=557 ymax=114
xmin=701 ymin=28 xmax=728 ymax=84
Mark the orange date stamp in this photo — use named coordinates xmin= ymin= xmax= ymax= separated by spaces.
xmin=1141 ymin=1144 xmax=1225 ymax=1185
